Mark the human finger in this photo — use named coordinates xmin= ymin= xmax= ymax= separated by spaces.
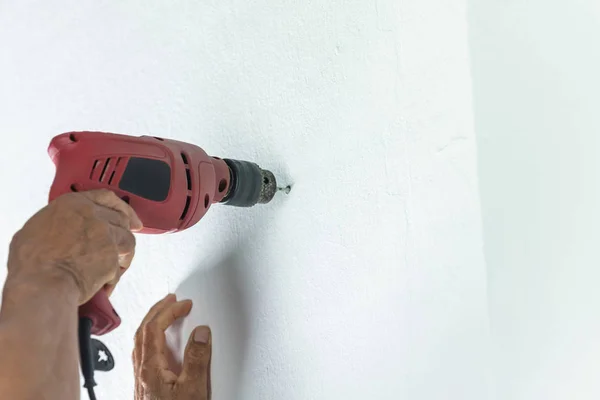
xmin=82 ymin=189 xmax=143 ymax=231
xmin=101 ymin=225 xmax=136 ymax=296
xmin=141 ymin=294 xmax=177 ymax=327
xmin=150 ymin=299 xmax=193 ymax=333
xmin=93 ymin=205 xmax=130 ymax=229
xmin=110 ymin=225 xmax=136 ymax=262
xmin=141 ymin=300 xmax=192 ymax=366
xmin=134 ymin=294 xmax=176 ymax=364
xmin=179 ymin=325 xmax=211 ymax=390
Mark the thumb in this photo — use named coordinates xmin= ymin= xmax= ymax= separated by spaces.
xmin=180 ymin=326 xmax=212 ymax=384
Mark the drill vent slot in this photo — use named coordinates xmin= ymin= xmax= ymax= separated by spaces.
xmin=181 ymin=153 xmax=192 ymax=192
xmin=179 ymin=152 xmax=193 ymax=221
xmin=185 ymin=169 xmax=192 ymax=191
xmin=89 ymin=160 xmax=99 ymax=179
xmin=180 ymin=196 xmax=191 ymax=221
xmin=90 ymin=157 xmax=123 ymax=185
xmin=99 ymin=158 xmax=111 ymax=182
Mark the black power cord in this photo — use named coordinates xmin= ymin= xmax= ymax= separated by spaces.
xmin=78 ymin=317 xmax=98 ymax=400
xmin=86 ymin=386 xmax=97 ymax=400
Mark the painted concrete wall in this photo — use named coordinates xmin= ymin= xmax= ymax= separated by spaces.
xmin=469 ymin=1 xmax=600 ymax=399
xmin=0 ymin=1 xmax=489 ymax=399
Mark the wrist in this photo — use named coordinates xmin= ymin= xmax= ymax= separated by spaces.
xmin=3 ymin=263 xmax=80 ymax=309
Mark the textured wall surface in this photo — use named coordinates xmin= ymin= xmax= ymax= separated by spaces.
xmin=0 ymin=1 xmax=488 ymax=399
xmin=470 ymin=0 xmax=600 ymax=399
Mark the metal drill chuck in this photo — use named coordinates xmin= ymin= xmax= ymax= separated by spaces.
xmin=220 ymin=159 xmax=278 ymax=207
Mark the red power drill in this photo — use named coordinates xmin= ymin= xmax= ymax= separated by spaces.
xmin=48 ymin=131 xmax=280 ymax=336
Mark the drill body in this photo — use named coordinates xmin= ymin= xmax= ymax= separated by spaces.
xmin=48 ymin=131 xmax=278 ymax=334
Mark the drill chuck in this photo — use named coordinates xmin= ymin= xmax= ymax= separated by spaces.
xmin=221 ymin=159 xmax=277 ymax=207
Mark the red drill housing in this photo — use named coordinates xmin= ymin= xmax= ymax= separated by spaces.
xmin=49 ymin=132 xmax=233 ymax=234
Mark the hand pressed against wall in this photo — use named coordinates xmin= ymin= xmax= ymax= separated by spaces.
xmin=134 ymin=294 xmax=212 ymax=400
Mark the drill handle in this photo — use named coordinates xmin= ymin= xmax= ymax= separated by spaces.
xmin=79 ymin=291 xmax=121 ymax=336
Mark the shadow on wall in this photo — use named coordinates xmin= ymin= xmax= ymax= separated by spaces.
xmin=164 ymin=172 xmax=290 ymax=399
xmin=175 ymin=248 xmax=251 ymax=400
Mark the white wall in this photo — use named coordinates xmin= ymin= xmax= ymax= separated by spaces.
xmin=0 ymin=1 xmax=489 ymax=399
xmin=469 ymin=1 xmax=600 ymax=399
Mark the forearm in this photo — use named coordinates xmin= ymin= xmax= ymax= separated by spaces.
xmin=0 ymin=268 xmax=80 ymax=400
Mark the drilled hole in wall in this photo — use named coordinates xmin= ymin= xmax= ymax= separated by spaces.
xmin=69 ymin=133 xmax=77 ymax=142
xmin=70 ymin=184 xmax=78 ymax=192
xmin=218 ymin=179 xmax=227 ymax=193
xmin=204 ymin=194 xmax=210 ymax=208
